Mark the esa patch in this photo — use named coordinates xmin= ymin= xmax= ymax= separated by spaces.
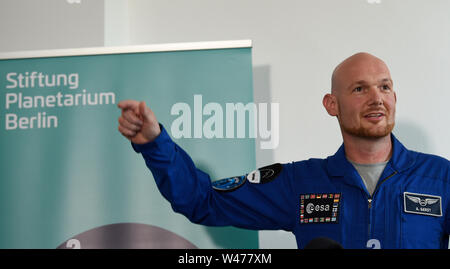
xmin=300 ymin=193 xmax=341 ymax=224
xmin=403 ymin=192 xmax=442 ymax=217
xmin=246 ymin=163 xmax=282 ymax=184
xmin=212 ymin=175 xmax=246 ymax=192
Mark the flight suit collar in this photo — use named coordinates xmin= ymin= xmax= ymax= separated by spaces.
xmin=326 ymin=133 xmax=416 ymax=178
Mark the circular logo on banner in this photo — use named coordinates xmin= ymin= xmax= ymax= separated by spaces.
xmin=57 ymin=223 xmax=197 ymax=249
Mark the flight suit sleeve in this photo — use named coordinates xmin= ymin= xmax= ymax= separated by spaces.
xmin=132 ymin=124 xmax=297 ymax=231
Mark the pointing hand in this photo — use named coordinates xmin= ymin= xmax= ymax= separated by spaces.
xmin=117 ymin=100 xmax=161 ymax=144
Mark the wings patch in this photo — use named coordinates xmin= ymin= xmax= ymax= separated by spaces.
xmin=404 ymin=192 xmax=442 ymax=217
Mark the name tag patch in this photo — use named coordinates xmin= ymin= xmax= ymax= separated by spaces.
xmin=403 ymin=192 xmax=442 ymax=217
xmin=300 ymin=193 xmax=341 ymax=224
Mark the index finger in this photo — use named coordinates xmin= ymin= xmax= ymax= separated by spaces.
xmin=118 ymin=99 xmax=140 ymax=110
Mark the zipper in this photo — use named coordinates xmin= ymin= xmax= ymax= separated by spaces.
xmin=367 ymin=171 xmax=397 ymax=242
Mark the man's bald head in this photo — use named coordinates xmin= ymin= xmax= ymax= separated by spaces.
xmin=323 ymin=52 xmax=396 ymax=141
xmin=331 ymin=52 xmax=392 ymax=95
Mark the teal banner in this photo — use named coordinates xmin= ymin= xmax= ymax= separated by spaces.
xmin=0 ymin=42 xmax=257 ymax=248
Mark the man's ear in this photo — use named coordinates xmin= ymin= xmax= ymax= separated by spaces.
xmin=323 ymin=93 xmax=338 ymax=117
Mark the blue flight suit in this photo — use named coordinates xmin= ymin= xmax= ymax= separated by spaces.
xmin=132 ymin=125 xmax=450 ymax=249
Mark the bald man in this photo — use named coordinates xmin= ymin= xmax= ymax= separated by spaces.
xmin=118 ymin=53 xmax=450 ymax=249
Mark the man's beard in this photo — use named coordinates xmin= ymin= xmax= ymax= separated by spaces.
xmin=338 ymin=110 xmax=395 ymax=139
xmin=340 ymin=120 xmax=395 ymax=139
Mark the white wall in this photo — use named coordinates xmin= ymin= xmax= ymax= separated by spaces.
xmin=0 ymin=0 xmax=104 ymax=52
xmin=104 ymin=0 xmax=450 ymax=248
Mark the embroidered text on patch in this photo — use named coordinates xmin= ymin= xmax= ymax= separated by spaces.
xmin=403 ymin=192 xmax=442 ymax=217
xmin=300 ymin=193 xmax=341 ymax=224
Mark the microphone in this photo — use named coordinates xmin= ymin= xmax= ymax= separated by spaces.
xmin=304 ymin=237 xmax=343 ymax=249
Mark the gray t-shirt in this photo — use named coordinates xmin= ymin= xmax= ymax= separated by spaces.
xmin=349 ymin=160 xmax=389 ymax=196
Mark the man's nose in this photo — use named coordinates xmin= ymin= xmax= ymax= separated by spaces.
xmin=368 ymin=87 xmax=383 ymax=106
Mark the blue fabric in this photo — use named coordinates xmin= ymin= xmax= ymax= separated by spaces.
xmin=132 ymin=125 xmax=450 ymax=249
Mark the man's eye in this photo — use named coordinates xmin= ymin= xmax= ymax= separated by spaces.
xmin=382 ymin=85 xmax=390 ymax=90
xmin=353 ymin=86 xmax=363 ymax=92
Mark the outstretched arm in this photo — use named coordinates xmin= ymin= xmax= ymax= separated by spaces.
xmin=117 ymin=100 xmax=296 ymax=231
